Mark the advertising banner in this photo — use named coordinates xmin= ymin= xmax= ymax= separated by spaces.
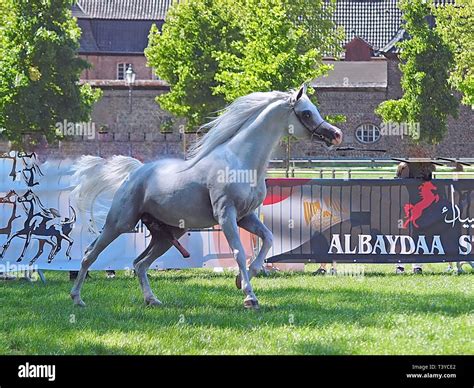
xmin=262 ymin=178 xmax=474 ymax=263
xmin=2 ymin=153 xmax=472 ymax=270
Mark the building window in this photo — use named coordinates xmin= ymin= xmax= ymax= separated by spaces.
xmin=355 ymin=123 xmax=381 ymax=144
xmin=117 ymin=63 xmax=132 ymax=80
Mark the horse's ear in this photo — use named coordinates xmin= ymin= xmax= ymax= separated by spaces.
xmin=296 ymin=83 xmax=307 ymax=101
xmin=291 ymin=83 xmax=308 ymax=106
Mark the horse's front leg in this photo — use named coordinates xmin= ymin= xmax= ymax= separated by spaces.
xmin=236 ymin=212 xmax=273 ymax=288
xmin=17 ymin=231 xmax=33 ymax=262
xmin=218 ymin=206 xmax=259 ymax=309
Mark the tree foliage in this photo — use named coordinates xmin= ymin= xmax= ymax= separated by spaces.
xmin=146 ymin=0 xmax=343 ymax=128
xmin=376 ymin=0 xmax=458 ymax=144
xmin=435 ymin=0 xmax=474 ymax=107
xmin=0 ymin=0 xmax=101 ymax=148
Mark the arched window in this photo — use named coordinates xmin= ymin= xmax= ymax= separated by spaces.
xmin=355 ymin=123 xmax=381 ymax=144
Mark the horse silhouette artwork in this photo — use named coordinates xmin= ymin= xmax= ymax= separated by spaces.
xmin=0 ymin=152 xmax=18 ymax=181
xmin=18 ymin=152 xmax=44 ymax=187
xmin=403 ymin=181 xmax=440 ymax=229
xmin=0 ymin=190 xmax=20 ymax=237
xmin=70 ymin=85 xmax=343 ymax=309
xmin=0 ymin=151 xmax=43 ymax=186
xmin=0 ymin=190 xmax=56 ymax=265
xmin=0 ymin=190 xmax=76 ymax=264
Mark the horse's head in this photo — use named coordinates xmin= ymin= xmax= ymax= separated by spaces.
xmin=17 ymin=189 xmax=35 ymax=203
xmin=419 ymin=181 xmax=437 ymax=193
xmin=288 ymin=84 xmax=343 ymax=148
xmin=0 ymin=190 xmax=17 ymax=204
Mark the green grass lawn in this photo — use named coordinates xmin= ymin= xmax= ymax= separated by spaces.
xmin=0 ymin=264 xmax=472 ymax=355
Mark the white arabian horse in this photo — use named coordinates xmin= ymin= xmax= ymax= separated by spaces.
xmin=70 ymin=85 xmax=342 ymax=309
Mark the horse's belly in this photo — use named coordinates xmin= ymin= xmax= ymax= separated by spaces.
xmin=143 ymin=186 xmax=216 ymax=229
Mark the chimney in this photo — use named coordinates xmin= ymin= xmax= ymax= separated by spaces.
xmin=344 ymin=37 xmax=374 ymax=61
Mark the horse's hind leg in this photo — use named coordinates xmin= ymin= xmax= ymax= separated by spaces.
xmin=71 ymin=189 xmax=142 ymax=306
xmin=0 ymin=231 xmax=23 ymax=259
xmin=47 ymin=238 xmax=62 ymax=263
xmin=70 ymin=223 xmax=130 ymax=307
xmin=134 ymin=229 xmax=184 ymax=307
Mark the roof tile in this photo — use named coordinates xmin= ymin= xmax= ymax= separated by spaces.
xmin=76 ymin=0 xmax=174 ymax=20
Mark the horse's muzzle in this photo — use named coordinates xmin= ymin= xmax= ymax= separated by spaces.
xmin=314 ymin=121 xmax=343 ymax=147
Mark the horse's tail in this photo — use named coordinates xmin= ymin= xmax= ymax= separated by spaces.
xmin=61 ymin=206 xmax=77 ymax=226
xmin=70 ymin=156 xmax=143 ymax=233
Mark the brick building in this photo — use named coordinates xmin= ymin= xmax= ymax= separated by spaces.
xmin=2 ymin=0 xmax=470 ymax=161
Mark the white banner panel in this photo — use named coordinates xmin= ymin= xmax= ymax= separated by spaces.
xmin=0 ymin=152 xmax=254 ymax=271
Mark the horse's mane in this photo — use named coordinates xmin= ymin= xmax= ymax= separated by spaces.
xmin=185 ymin=91 xmax=291 ymax=168
xmin=27 ymin=191 xmax=59 ymax=218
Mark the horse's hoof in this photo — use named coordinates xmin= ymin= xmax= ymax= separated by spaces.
xmin=244 ymin=298 xmax=260 ymax=310
xmin=16 ymin=258 xmax=23 ymax=263
xmin=71 ymin=294 xmax=86 ymax=307
xmin=260 ymin=267 xmax=271 ymax=277
xmin=235 ymin=273 xmax=242 ymax=289
xmin=145 ymin=298 xmax=163 ymax=308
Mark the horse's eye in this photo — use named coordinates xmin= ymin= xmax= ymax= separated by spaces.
xmin=303 ymin=111 xmax=311 ymax=119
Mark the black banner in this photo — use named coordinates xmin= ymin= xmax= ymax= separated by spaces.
xmin=263 ymin=179 xmax=474 ymax=263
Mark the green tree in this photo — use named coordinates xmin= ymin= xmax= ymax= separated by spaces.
xmin=146 ymin=0 xmax=343 ymax=128
xmin=0 ymin=0 xmax=101 ymax=148
xmin=376 ymin=0 xmax=458 ymax=144
xmin=436 ymin=0 xmax=474 ymax=107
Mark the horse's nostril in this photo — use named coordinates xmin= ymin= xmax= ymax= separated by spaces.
xmin=332 ymin=131 xmax=343 ymax=145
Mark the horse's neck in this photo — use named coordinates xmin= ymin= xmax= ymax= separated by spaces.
xmin=227 ymin=100 xmax=288 ymax=177
xmin=23 ymin=202 xmax=34 ymax=218
xmin=33 ymin=196 xmax=46 ymax=212
xmin=8 ymin=203 xmax=17 ymax=225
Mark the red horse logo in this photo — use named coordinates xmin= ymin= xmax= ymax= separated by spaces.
xmin=403 ymin=181 xmax=439 ymax=229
